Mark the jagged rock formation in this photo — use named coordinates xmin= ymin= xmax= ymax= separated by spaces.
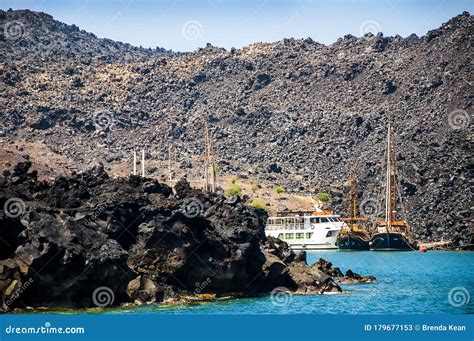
xmin=313 ymin=258 xmax=376 ymax=283
xmin=0 ymin=9 xmax=173 ymax=62
xmin=0 ymin=162 xmax=346 ymax=310
xmin=0 ymin=9 xmax=472 ymax=245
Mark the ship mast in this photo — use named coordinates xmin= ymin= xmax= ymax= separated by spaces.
xmin=348 ymin=169 xmax=357 ymax=231
xmin=203 ymin=122 xmax=217 ymax=192
xmin=353 ymin=182 xmax=357 ymax=223
xmin=385 ymin=122 xmax=392 ymax=231
xmin=384 ymin=121 xmax=400 ymax=232
xmin=392 ymin=126 xmax=397 ymax=223
xmin=204 ymin=122 xmax=210 ymax=191
xmin=210 ymin=129 xmax=217 ymax=192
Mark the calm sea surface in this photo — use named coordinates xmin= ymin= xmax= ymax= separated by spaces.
xmin=30 ymin=251 xmax=474 ymax=315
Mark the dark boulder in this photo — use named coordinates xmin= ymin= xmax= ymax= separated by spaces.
xmin=253 ymin=73 xmax=271 ymax=90
xmin=267 ymin=163 xmax=282 ymax=174
xmin=312 ymin=258 xmax=344 ymax=277
xmin=338 ymin=269 xmax=376 ymax=284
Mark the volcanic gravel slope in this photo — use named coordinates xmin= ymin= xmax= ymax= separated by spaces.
xmin=0 ymin=9 xmax=473 ymax=245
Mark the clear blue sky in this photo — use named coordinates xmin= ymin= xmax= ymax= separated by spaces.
xmin=1 ymin=0 xmax=472 ymax=51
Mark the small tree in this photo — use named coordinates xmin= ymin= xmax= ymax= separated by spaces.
xmin=316 ymin=192 xmax=331 ymax=205
xmin=225 ymin=184 xmax=243 ymax=198
xmin=250 ymin=198 xmax=267 ymax=210
xmin=275 ymin=186 xmax=285 ymax=194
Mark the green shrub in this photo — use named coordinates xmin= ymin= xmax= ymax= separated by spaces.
xmin=225 ymin=184 xmax=243 ymax=198
xmin=250 ymin=198 xmax=267 ymax=210
xmin=316 ymin=192 xmax=331 ymax=204
xmin=275 ymin=186 xmax=285 ymax=194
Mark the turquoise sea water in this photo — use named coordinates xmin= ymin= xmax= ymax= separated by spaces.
xmin=23 ymin=251 xmax=472 ymax=315
xmin=107 ymin=251 xmax=473 ymax=315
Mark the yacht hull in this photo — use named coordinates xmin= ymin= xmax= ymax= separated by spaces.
xmin=369 ymin=232 xmax=417 ymax=251
xmin=265 ymin=231 xmax=340 ymax=250
xmin=336 ymin=234 xmax=370 ymax=251
xmin=284 ymin=240 xmax=338 ymax=251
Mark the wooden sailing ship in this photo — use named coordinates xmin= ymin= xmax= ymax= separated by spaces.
xmin=336 ymin=170 xmax=371 ymax=251
xmin=369 ymin=122 xmax=418 ymax=251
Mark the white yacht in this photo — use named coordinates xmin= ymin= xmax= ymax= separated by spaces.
xmin=266 ymin=210 xmax=347 ymax=250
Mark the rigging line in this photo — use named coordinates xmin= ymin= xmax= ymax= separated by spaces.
xmin=396 ymin=174 xmax=411 ymax=232
xmin=377 ymin=134 xmax=387 ymax=223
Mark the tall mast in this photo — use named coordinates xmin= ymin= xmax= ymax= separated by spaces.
xmin=204 ymin=122 xmax=209 ymax=191
xmin=385 ymin=122 xmax=392 ymax=231
xmin=141 ymin=149 xmax=145 ymax=177
xmin=173 ymin=145 xmax=177 ymax=181
xmin=133 ymin=150 xmax=137 ymax=176
xmin=348 ymin=169 xmax=357 ymax=230
xmin=211 ymin=129 xmax=217 ymax=192
xmin=168 ymin=143 xmax=172 ymax=183
xmin=392 ymin=130 xmax=397 ymax=222
xmin=353 ymin=184 xmax=357 ymax=223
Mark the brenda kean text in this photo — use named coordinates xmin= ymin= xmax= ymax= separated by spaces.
xmin=363 ymin=324 xmax=467 ymax=332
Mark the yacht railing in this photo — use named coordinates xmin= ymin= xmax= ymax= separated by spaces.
xmin=266 ymin=223 xmax=306 ymax=230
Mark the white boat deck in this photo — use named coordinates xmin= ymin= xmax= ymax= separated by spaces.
xmin=265 ymin=212 xmax=348 ymax=250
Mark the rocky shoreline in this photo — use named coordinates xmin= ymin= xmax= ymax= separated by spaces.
xmin=0 ymin=162 xmax=374 ymax=311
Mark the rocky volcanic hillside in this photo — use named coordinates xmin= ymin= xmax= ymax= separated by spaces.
xmin=0 ymin=9 xmax=472 ymax=245
xmin=0 ymin=9 xmax=173 ymax=62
